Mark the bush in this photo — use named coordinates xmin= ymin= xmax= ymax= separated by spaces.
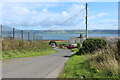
xmin=117 ymin=39 xmax=120 ymax=63
xmin=117 ymin=39 xmax=120 ymax=53
xmin=78 ymin=38 xmax=108 ymax=54
xmin=77 ymin=43 xmax=81 ymax=49
xmin=49 ymin=40 xmax=57 ymax=46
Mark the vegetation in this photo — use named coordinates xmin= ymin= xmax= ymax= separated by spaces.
xmin=49 ymin=40 xmax=57 ymax=46
xmin=58 ymin=41 xmax=70 ymax=49
xmin=30 ymin=30 xmax=118 ymax=34
xmin=117 ymin=39 xmax=120 ymax=53
xmin=2 ymin=39 xmax=57 ymax=59
xmin=71 ymin=48 xmax=79 ymax=52
xmin=78 ymin=38 xmax=108 ymax=54
xmin=56 ymin=41 xmax=69 ymax=46
xmin=90 ymin=45 xmax=118 ymax=78
xmin=60 ymin=38 xmax=119 ymax=78
xmin=77 ymin=43 xmax=81 ymax=49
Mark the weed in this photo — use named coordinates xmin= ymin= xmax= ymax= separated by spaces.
xmin=2 ymin=39 xmax=57 ymax=59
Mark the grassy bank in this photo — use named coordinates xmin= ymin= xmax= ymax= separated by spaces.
xmin=59 ymin=39 xmax=119 ymax=78
xmin=60 ymin=54 xmax=118 ymax=78
xmin=2 ymin=39 xmax=57 ymax=59
xmin=59 ymin=55 xmax=95 ymax=78
xmin=56 ymin=41 xmax=69 ymax=46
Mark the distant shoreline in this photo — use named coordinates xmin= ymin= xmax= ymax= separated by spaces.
xmin=40 ymin=33 xmax=119 ymax=34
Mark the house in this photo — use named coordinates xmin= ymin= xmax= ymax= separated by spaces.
xmin=69 ymin=37 xmax=86 ymax=44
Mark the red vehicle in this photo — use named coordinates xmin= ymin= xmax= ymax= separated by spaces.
xmin=67 ymin=44 xmax=77 ymax=49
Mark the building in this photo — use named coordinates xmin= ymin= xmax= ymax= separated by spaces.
xmin=69 ymin=37 xmax=86 ymax=44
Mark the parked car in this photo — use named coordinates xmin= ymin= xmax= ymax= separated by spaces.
xmin=50 ymin=43 xmax=56 ymax=48
xmin=67 ymin=44 xmax=77 ymax=49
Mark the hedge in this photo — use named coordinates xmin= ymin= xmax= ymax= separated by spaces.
xmin=117 ymin=39 xmax=120 ymax=53
xmin=78 ymin=38 xmax=108 ymax=54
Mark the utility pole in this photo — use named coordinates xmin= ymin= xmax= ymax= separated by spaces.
xmin=35 ymin=31 xmax=39 ymax=40
xmin=85 ymin=3 xmax=88 ymax=39
xmin=28 ymin=32 xmax=30 ymax=41
xmin=21 ymin=30 xmax=23 ymax=40
xmin=13 ymin=28 xmax=15 ymax=40
xmin=1 ymin=25 xmax=2 ymax=37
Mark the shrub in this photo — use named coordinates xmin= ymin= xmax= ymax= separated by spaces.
xmin=116 ymin=39 xmax=120 ymax=64
xmin=117 ymin=39 xmax=120 ymax=53
xmin=78 ymin=38 xmax=108 ymax=54
xmin=49 ymin=40 xmax=57 ymax=46
xmin=77 ymin=43 xmax=81 ymax=49
xmin=90 ymin=45 xmax=118 ymax=76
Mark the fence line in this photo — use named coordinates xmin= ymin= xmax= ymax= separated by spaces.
xmin=0 ymin=25 xmax=43 ymax=41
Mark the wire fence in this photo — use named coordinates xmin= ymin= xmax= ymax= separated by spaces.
xmin=0 ymin=25 xmax=43 ymax=41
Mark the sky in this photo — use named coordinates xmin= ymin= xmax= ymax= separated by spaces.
xmin=0 ymin=0 xmax=119 ymax=30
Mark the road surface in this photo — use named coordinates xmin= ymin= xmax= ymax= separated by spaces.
xmin=2 ymin=49 xmax=72 ymax=78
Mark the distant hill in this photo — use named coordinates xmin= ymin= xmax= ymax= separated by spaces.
xmin=31 ymin=30 xmax=118 ymax=34
xmin=2 ymin=25 xmax=118 ymax=34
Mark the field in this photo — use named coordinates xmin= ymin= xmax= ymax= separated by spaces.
xmin=1 ymin=39 xmax=57 ymax=59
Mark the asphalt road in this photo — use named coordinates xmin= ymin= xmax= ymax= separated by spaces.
xmin=2 ymin=49 xmax=72 ymax=78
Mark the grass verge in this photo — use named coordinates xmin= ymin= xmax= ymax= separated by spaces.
xmin=1 ymin=39 xmax=57 ymax=60
xmin=59 ymin=54 xmax=95 ymax=78
xmin=2 ymin=50 xmax=57 ymax=60
xmin=59 ymin=54 xmax=118 ymax=78
xmin=56 ymin=41 xmax=69 ymax=46
xmin=59 ymin=38 xmax=119 ymax=78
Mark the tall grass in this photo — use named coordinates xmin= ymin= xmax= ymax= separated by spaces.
xmin=60 ymin=44 xmax=119 ymax=78
xmin=2 ymin=39 xmax=56 ymax=59
xmin=89 ymin=45 xmax=119 ymax=78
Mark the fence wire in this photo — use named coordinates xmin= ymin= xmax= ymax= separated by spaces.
xmin=0 ymin=25 xmax=43 ymax=41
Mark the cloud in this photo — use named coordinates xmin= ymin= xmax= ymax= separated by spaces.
xmin=2 ymin=2 xmax=86 ymax=28
xmin=97 ymin=12 xmax=107 ymax=17
xmin=2 ymin=0 xmax=119 ymax=2
xmin=88 ymin=19 xmax=118 ymax=30
xmin=0 ymin=1 xmax=2 ymax=24
xmin=88 ymin=12 xmax=107 ymax=20
xmin=2 ymin=2 xmax=118 ymax=30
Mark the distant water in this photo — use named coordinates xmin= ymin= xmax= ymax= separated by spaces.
xmin=40 ymin=33 xmax=118 ymax=40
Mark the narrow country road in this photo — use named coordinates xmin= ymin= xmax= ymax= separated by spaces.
xmin=2 ymin=49 xmax=72 ymax=78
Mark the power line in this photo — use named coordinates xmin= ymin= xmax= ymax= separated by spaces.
xmin=59 ymin=7 xmax=85 ymax=25
xmin=49 ymin=7 xmax=86 ymax=30
xmin=50 ymin=18 xmax=85 ymax=30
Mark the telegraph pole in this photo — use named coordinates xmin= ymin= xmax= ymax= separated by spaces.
xmin=13 ymin=28 xmax=15 ymax=40
xmin=85 ymin=3 xmax=88 ymax=39
xmin=28 ymin=32 xmax=30 ymax=41
xmin=1 ymin=25 xmax=2 ymax=37
xmin=21 ymin=30 xmax=23 ymax=40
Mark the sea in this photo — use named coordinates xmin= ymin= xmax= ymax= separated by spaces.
xmin=40 ymin=33 xmax=118 ymax=40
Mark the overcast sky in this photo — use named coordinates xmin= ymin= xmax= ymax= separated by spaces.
xmin=0 ymin=0 xmax=119 ymax=30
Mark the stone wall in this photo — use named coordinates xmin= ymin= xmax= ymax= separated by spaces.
xmin=69 ymin=37 xmax=120 ymax=44
xmin=69 ymin=37 xmax=86 ymax=44
xmin=92 ymin=37 xmax=120 ymax=44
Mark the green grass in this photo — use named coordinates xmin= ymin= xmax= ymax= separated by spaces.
xmin=71 ymin=48 xmax=79 ymax=53
xmin=59 ymin=54 xmax=96 ymax=78
xmin=59 ymin=39 xmax=119 ymax=78
xmin=2 ymin=50 xmax=57 ymax=59
xmin=59 ymin=54 xmax=118 ymax=78
xmin=56 ymin=41 xmax=69 ymax=46
xmin=2 ymin=39 xmax=57 ymax=60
